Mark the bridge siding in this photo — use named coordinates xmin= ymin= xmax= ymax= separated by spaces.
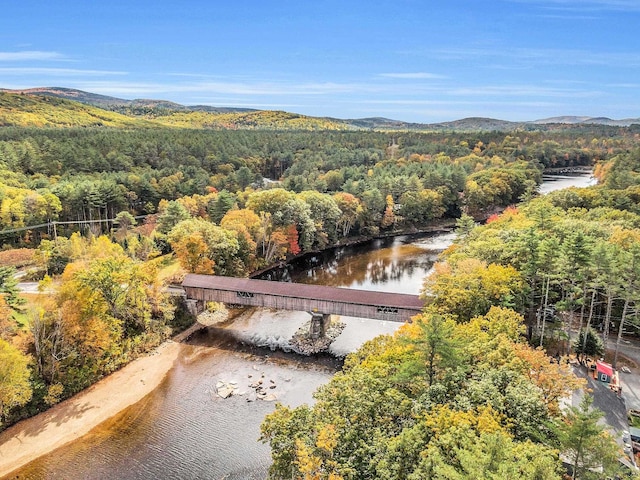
xmin=182 ymin=274 xmax=423 ymax=323
xmin=183 ymin=274 xmax=423 ymax=309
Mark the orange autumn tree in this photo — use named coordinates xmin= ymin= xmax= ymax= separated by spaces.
xmin=172 ymin=233 xmax=215 ymax=274
xmin=286 ymin=224 xmax=301 ymax=255
xmin=380 ymin=194 xmax=396 ymax=229
xmin=510 ymin=343 xmax=585 ymax=415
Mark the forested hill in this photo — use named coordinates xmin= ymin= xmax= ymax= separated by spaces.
xmin=2 ymin=87 xmax=639 ymax=131
xmin=0 ymin=91 xmax=156 ymax=128
xmin=0 ymin=91 xmax=351 ymax=130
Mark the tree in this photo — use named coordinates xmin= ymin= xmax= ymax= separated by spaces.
xmin=157 ymin=200 xmax=191 ymax=234
xmin=381 ymin=194 xmax=396 ymax=230
xmin=36 ymin=237 xmax=72 ymax=275
xmin=277 ymin=198 xmax=316 ymax=251
xmin=333 ymin=192 xmax=362 ymax=237
xmin=220 ymin=208 xmax=260 ymax=270
xmin=321 ymin=170 xmax=344 ymax=191
xmin=401 ymin=314 xmax=458 ymax=387
xmin=246 ymin=189 xmax=316 ymax=251
xmin=424 ymin=259 xmax=524 ymax=322
xmin=255 ymin=212 xmax=288 ymax=263
xmin=359 ymin=187 xmax=385 ymax=234
xmin=398 ymin=188 xmax=445 ymax=226
xmin=260 ymin=404 xmax=315 ymax=479
xmin=394 ymin=430 xmax=560 ymax=480
xmin=113 ymin=210 xmax=137 ymax=235
xmin=555 ymin=228 xmax=593 ymax=355
xmin=555 ymin=394 xmax=621 ymax=480
xmin=172 ymin=233 xmax=215 ymax=274
xmin=286 ymin=224 xmax=301 ymax=256
xmin=208 ymin=190 xmax=237 ymax=224
xmin=510 ymin=342 xmax=585 ymax=416
xmin=220 ymin=208 xmax=261 ymax=240
xmin=573 ymin=328 xmax=604 ymax=364
xmin=235 ymin=166 xmax=256 ymax=190
xmin=0 ymin=338 xmax=32 ymax=423
xmin=299 ymin=190 xmax=342 ymax=246
xmin=455 ymin=213 xmax=476 ymax=241
xmin=30 ymin=303 xmax=73 ymax=384
xmin=168 ymin=218 xmax=242 ymax=275
xmin=264 ymin=229 xmax=289 ymax=264
xmin=74 ymin=255 xmax=154 ymax=337
xmin=246 ymin=188 xmax=295 ymax=216
xmin=0 ymin=266 xmax=25 ymax=311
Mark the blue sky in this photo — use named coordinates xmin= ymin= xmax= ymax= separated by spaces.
xmin=1 ymin=0 xmax=639 ymax=122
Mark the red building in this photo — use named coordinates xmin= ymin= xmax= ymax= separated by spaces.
xmin=595 ymin=360 xmax=614 ymax=383
xmin=594 ymin=360 xmax=621 ymax=395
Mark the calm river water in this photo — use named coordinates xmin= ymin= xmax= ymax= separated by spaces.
xmin=4 ymin=173 xmax=593 ymax=480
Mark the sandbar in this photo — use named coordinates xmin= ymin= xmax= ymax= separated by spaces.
xmin=0 ymin=323 xmax=203 ymax=478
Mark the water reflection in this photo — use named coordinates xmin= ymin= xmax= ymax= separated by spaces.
xmin=6 ymin=232 xmax=451 ymax=480
xmin=4 ymin=172 xmax=593 ymax=479
xmin=6 ymin=339 xmax=336 ymax=480
xmin=261 ymin=232 xmax=454 ymax=295
xmin=539 ymin=173 xmax=596 ymax=194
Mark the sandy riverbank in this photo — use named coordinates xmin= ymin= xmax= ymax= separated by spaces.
xmin=0 ymin=323 xmax=204 ymax=478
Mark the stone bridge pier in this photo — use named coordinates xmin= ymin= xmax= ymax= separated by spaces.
xmin=309 ymin=311 xmax=331 ymax=339
xmin=185 ymin=298 xmax=204 ymax=316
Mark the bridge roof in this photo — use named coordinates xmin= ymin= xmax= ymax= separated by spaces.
xmin=182 ymin=274 xmax=424 ymax=311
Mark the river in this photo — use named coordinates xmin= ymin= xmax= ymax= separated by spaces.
xmin=2 ymin=173 xmax=593 ymax=480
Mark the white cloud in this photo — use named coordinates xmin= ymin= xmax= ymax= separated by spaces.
xmin=607 ymin=82 xmax=640 ymax=88
xmin=0 ymin=51 xmax=65 ymax=61
xmin=506 ymin=0 xmax=640 ymax=12
xmin=378 ymin=72 xmax=447 ymax=79
xmin=448 ymin=84 xmax=602 ymax=98
xmin=192 ymin=101 xmax=306 ymax=108
xmin=74 ymin=80 xmax=372 ymax=97
xmin=0 ymin=67 xmax=127 ymax=76
xmin=427 ymin=47 xmax=640 ymax=68
xmin=356 ymin=99 xmax=559 ymax=107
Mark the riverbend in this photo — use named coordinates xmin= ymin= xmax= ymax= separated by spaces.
xmin=0 ymin=173 xmax=594 ymax=479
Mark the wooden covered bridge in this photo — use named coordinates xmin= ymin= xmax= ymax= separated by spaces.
xmin=182 ymin=274 xmax=425 ymax=337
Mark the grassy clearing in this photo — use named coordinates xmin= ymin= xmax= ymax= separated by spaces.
xmin=149 ymin=254 xmax=185 ymax=284
xmin=0 ymin=248 xmax=37 ymax=268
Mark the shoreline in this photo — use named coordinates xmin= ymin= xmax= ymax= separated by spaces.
xmin=250 ymin=221 xmax=457 ymax=280
xmin=0 ymin=170 xmax=594 ymax=477
xmin=0 ymin=322 xmax=204 ymax=478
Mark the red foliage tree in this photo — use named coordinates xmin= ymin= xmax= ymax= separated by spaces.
xmin=286 ymin=224 xmax=301 ymax=255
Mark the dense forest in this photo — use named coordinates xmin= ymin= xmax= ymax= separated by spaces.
xmin=1 ymin=92 xmax=640 ymax=477
xmin=0 ymin=125 xmax=632 ymax=246
xmin=260 ymin=148 xmax=640 ymax=480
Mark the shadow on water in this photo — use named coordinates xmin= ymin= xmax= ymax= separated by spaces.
xmin=4 ymin=230 xmax=448 ymax=480
xmin=6 ymin=324 xmax=339 ymax=480
xmin=3 ymin=175 xmax=596 ymax=479
xmin=186 ymin=323 xmax=344 ymax=371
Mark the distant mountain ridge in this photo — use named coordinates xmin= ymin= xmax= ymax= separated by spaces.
xmin=1 ymin=87 xmax=639 ymax=131
xmin=0 ymin=89 xmax=349 ymax=130
xmin=1 ymin=87 xmax=257 ymax=114
xmin=531 ymin=115 xmax=639 ymax=127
